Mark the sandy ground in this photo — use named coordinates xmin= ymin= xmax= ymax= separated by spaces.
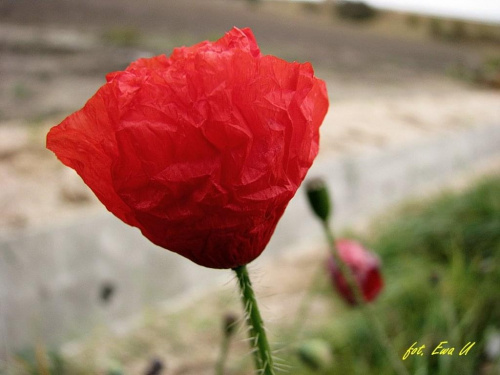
xmin=60 ymin=245 xmax=334 ymax=375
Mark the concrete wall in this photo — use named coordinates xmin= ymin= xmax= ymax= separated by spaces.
xmin=1 ymin=122 xmax=499 ymax=359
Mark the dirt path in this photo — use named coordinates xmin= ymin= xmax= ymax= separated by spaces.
xmin=0 ymin=0 xmax=482 ymax=73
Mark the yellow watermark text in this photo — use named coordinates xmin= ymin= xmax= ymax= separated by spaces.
xmin=402 ymin=341 xmax=475 ymax=360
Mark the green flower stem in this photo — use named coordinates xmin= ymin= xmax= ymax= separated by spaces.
xmin=233 ymin=265 xmax=275 ymax=375
xmin=215 ymin=334 xmax=231 ymax=375
xmin=288 ymin=262 xmax=324 ymax=343
xmin=321 ymin=221 xmax=410 ymax=375
xmin=322 ymin=221 xmax=367 ymax=306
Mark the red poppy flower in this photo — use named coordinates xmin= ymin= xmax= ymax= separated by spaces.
xmin=327 ymin=239 xmax=383 ymax=305
xmin=46 ymin=27 xmax=329 ymax=269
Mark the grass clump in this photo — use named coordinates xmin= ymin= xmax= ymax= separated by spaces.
xmin=290 ymin=176 xmax=500 ymax=374
xmin=374 ymin=176 xmax=500 ymax=264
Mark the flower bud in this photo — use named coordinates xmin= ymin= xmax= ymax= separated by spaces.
xmin=144 ymin=358 xmax=164 ymax=375
xmin=99 ymin=282 xmax=115 ymax=304
xmin=306 ymin=178 xmax=331 ymax=222
xmin=328 ymin=239 xmax=383 ymax=305
xmin=429 ymin=271 xmax=440 ymax=286
xmin=223 ymin=313 xmax=238 ymax=338
xmin=298 ymin=339 xmax=333 ymax=370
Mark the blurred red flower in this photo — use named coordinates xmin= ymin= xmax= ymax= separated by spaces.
xmin=46 ymin=27 xmax=329 ymax=269
xmin=327 ymin=239 xmax=383 ymax=304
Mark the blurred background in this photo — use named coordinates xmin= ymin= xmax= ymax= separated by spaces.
xmin=0 ymin=0 xmax=499 ymax=374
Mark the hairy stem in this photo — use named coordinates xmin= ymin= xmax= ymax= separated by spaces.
xmin=233 ymin=265 xmax=275 ymax=375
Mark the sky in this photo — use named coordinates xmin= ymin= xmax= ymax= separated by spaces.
xmin=363 ymin=0 xmax=500 ymax=24
xmin=284 ymin=0 xmax=500 ymax=24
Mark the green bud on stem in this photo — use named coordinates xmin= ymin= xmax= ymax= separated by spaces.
xmin=306 ymin=178 xmax=331 ymax=222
